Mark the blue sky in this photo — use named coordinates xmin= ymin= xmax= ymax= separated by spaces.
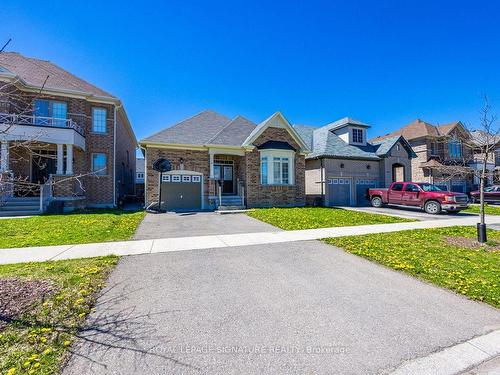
xmin=1 ymin=0 xmax=499 ymax=143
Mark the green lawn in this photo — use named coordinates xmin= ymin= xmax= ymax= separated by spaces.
xmin=0 ymin=256 xmax=118 ymax=375
xmin=464 ymin=204 xmax=500 ymax=216
xmin=247 ymin=207 xmax=414 ymax=230
xmin=325 ymin=226 xmax=500 ymax=308
xmin=0 ymin=210 xmax=145 ymax=249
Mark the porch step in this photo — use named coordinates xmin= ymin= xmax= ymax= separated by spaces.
xmin=219 ymin=196 xmax=244 ymax=204
xmin=0 ymin=210 xmax=41 ymax=217
xmin=0 ymin=197 xmax=41 ymax=217
xmin=217 ymin=205 xmax=246 ymax=211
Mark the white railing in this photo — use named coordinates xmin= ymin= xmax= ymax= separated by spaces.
xmin=39 ymin=176 xmax=53 ymax=213
xmin=0 ymin=113 xmax=85 ymax=136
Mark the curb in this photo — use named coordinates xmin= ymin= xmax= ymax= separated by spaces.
xmin=390 ymin=329 xmax=500 ymax=375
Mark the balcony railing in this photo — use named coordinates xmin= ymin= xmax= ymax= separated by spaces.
xmin=0 ymin=113 xmax=85 ymax=136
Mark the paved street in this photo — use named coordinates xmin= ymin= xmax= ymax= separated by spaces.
xmin=133 ymin=212 xmax=280 ymax=239
xmin=63 ymin=241 xmax=500 ymax=375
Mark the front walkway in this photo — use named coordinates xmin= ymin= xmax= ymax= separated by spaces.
xmin=1 ymin=215 xmax=499 ymax=265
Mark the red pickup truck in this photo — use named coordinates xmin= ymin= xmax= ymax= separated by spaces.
xmin=367 ymin=182 xmax=469 ymax=214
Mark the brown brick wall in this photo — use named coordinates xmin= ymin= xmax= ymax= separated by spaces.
xmin=0 ymin=85 xmax=136 ymax=206
xmin=245 ymin=127 xmax=305 ymax=208
xmin=145 ymin=147 xmax=210 ymax=206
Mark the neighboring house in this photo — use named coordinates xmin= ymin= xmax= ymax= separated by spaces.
xmin=139 ymin=110 xmax=309 ymax=211
xmin=0 ymin=52 xmax=137 ymax=211
xmin=469 ymin=130 xmax=500 ymax=186
xmin=371 ymin=119 xmax=474 ymax=193
xmin=295 ymin=118 xmax=415 ymax=206
xmin=135 ymin=158 xmax=145 ymax=201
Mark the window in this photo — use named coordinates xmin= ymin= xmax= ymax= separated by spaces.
xmin=430 ymin=142 xmax=437 ymax=156
xmin=404 ymin=184 xmax=420 ymax=192
xmin=260 ymin=151 xmax=294 ymax=185
xmin=34 ymin=99 xmax=67 ymax=126
xmin=261 ymin=156 xmax=268 ymax=184
xmin=392 ymin=183 xmax=404 ymax=191
xmin=92 ymin=153 xmax=107 ymax=175
xmin=352 ymin=128 xmax=364 ymax=143
xmin=448 ymin=140 xmax=462 ymax=158
xmin=92 ymin=108 xmax=107 ymax=133
xmin=136 ymin=172 xmax=144 ymax=180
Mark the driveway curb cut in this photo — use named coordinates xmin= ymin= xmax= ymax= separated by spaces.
xmin=390 ymin=329 xmax=500 ymax=374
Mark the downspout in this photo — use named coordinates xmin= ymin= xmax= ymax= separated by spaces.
xmin=140 ymin=144 xmax=147 ymax=208
xmin=113 ymin=104 xmax=122 ymax=207
xmin=320 ymin=158 xmax=325 ymax=206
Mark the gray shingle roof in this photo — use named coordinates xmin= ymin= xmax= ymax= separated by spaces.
xmin=295 ymin=124 xmax=380 ymax=160
xmin=0 ymin=52 xmax=115 ymax=98
xmin=371 ymin=135 xmax=417 ymax=158
xmin=141 ymin=110 xmax=232 ymax=145
xmin=208 ymin=115 xmax=256 ymax=146
xmin=323 ymin=117 xmax=370 ymax=132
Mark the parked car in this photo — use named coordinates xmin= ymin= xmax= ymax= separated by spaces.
xmin=470 ymin=185 xmax=500 ymax=204
xmin=367 ymin=182 xmax=469 ymax=214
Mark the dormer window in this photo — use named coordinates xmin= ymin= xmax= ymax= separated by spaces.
xmin=352 ymin=128 xmax=364 ymax=143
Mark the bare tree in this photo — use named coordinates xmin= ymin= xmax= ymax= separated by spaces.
xmin=0 ymin=41 xmax=106 ymax=210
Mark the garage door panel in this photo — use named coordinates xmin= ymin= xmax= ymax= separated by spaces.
xmin=327 ymin=178 xmax=351 ymax=206
xmin=159 ymin=172 xmax=202 ymax=211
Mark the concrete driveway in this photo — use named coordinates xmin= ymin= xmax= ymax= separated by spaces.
xmin=133 ymin=212 xmax=280 ymax=239
xmin=63 ymin=241 xmax=500 ymax=375
xmin=343 ymin=205 xmax=478 ymax=221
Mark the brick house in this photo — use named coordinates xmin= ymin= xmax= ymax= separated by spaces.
xmin=295 ymin=118 xmax=415 ymax=206
xmin=371 ymin=119 xmax=474 ymax=193
xmin=0 ymin=52 xmax=137 ymax=214
xmin=139 ymin=110 xmax=309 ymax=210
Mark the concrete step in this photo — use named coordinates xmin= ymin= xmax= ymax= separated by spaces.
xmin=3 ymin=200 xmax=40 ymax=206
xmin=217 ymin=205 xmax=245 ymax=211
xmin=0 ymin=210 xmax=41 ymax=217
xmin=4 ymin=197 xmax=39 ymax=202
xmin=1 ymin=204 xmax=40 ymax=211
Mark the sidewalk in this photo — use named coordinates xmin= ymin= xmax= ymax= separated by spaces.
xmin=2 ymin=215 xmax=499 ymax=265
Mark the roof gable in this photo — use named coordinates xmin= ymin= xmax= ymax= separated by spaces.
xmin=371 ymin=135 xmax=416 ymax=158
xmin=207 ymin=115 xmax=256 ymax=146
xmin=242 ymin=112 xmax=309 ymax=151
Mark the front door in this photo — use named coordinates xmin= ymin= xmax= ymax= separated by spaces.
xmin=32 ymin=151 xmax=57 ymax=184
xmin=214 ymin=164 xmax=234 ymax=194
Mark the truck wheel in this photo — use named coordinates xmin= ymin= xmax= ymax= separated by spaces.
xmin=424 ymin=200 xmax=441 ymax=214
xmin=371 ymin=196 xmax=383 ymax=208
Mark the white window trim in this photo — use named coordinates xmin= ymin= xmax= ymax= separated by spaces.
xmin=259 ymin=149 xmax=295 ymax=185
xmin=92 ymin=107 xmax=107 ymax=134
xmin=351 ymin=128 xmax=365 ymax=145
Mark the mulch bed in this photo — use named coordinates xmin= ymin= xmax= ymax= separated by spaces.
xmin=444 ymin=236 xmax=500 ymax=252
xmin=0 ymin=278 xmax=56 ymax=330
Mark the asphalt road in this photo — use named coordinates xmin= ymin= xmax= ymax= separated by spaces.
xmin=63 ymin=241 xmax=500 ymax=375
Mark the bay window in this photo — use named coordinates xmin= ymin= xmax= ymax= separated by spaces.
xmin=260 ymin=150 xmax=294 ymax=185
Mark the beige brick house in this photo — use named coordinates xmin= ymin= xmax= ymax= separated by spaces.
xmin=0 ymin=52 xmax=137 ymax=215
xmin=372 ymin=119 xmax=474 ymax=193
xmin=140 ymin=110 xmax=309 ymax=210
xmin=295 ymin=118 xmax=415 ymax=206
